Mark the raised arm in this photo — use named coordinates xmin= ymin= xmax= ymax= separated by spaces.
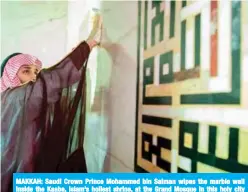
xmin=26 ymin=40 xmax=96 ymax=120
xmin=33 ymin=41 xmax=90 ymax=93
xmin=27 ymin=13 xmax=102 ymax=119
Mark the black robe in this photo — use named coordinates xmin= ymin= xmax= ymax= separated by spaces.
xmin=1 ymin=41 xmax=90 ymax=192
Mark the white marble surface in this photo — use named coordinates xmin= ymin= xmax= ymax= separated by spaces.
xmin=1 ymin=1 xmax=68 ymax=68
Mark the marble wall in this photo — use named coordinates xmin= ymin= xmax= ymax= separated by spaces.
xmin=67 ymin=0 xmax=138 ymax=172
xmin=1 ymin=1 xmax=68 ymax=68
xmin=4 ymin=0 xmax=244 ymax=173
xmin=99 ymin=0 xmax=138 ymax=172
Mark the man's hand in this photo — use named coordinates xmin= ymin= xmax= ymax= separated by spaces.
xmin=87 ymin=13 xmax=102 ymax=45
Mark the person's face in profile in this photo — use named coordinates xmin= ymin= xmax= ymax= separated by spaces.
xmin=17 ymin=64 xmax=40 ymax=84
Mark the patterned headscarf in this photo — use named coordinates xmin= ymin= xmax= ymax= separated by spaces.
xmin=0 ymin=53 xmax=42 ymax=92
